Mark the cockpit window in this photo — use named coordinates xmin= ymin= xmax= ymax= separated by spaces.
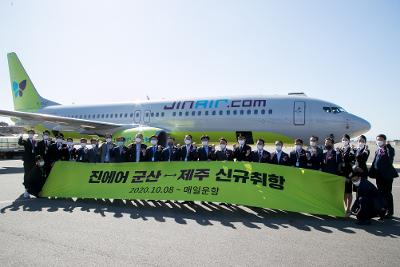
xmin=323 ymin=106 xmax=346 ymax=113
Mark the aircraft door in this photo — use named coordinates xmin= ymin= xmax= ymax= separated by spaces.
xmin=293 ymin=101 xmax=305 ymax=125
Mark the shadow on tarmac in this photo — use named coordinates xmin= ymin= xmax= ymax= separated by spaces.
xmin=1 ymin=194 xmax=399 ymax=237
xmin=0 ymin=166 xmax=24 ymax=175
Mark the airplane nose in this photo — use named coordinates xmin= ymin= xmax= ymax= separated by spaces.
xmin=352 ymin=115 xmax=371 ymax=136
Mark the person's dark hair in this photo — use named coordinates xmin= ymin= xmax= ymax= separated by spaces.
xmin=325 ymin=137 xmax=334 ymax=143
xmin=67 ymin=138 xmax=73 ymax=142
xmin=358 ymin=135 xmax=367 ymax=142
xmin=200 ymin=135 xmax=210 ymax=141
xmin=257 ymin=139 xmax=265 ymax=144
xmin=185 ymin=134 xmax=193 ymax=139
xmin=219 ymin=138 xmax=227 ymax=143
xmin=43 ymin=130 xmax=50 ymax=135
xmin=377 ymin=134 xmax=387 ymax=140
xmin=342 ymin=134 xmax=350 ymax=140
xmin=295 ymin=138 xmax=303 ymax=144
xmin=275 ymin=140 xmax=283 ymax=145
xmin=167 ymin=136 xmax=175 ymax=141
xmin=310 ymin=136 xmax=319 ymax=141
xmin=150 ymin=135 xmax=158 ymax=139
xmin=35 ymin=155 xmax=43 ymax=161
xmin=80 ymin=138 xmax=87 ymax=142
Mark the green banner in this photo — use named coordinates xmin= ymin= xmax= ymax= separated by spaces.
xmin=40 ymin=161 xmax=345 ymax=217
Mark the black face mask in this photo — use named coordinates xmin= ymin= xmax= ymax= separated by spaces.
xmin=325 ymin=145 xmax=333 ymax=150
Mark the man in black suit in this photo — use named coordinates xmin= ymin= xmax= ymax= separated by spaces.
xmin=161 ymin=136 xmax=180 ymax=161
xmin=289 ymin=138 xmax=309 ymax=168
xmin=369 ymin=134 xmax=398 ymax=218
xmin=270 ymin=140 xmax=290 ymax=166
xmin=179 ymin=135 xmax=198 ymax=161
xmin=60 ymin=137 xmax=76 ymax=161
xmin=76 ymin=138 xmax=90 ymax=162
xmin=321 ymin=137 xmax=342 ymax=175
xmin=88 ymin=138 xmax=101 ymax=163
xmin=233 ymin=135 xmax=252 ymax=162
xmin=111 ymin=137 xmax=128 ymax=163
xmin=127 ymin=133 xmax=147 ymax=162
xmin=47 ymin=134 xmax=65 ymax=166
xmin=145 ymin=135 xmax=163 ymax=162
xmin=25 ymin=155 xmax=47 ymax=198
xmin=18 ymin=129 xmax=38 ymax=198
xmin=214 ymin=138 xmax=233 ymax=161
xmin=306 ymin=136 xmax=324 ymax=170
xmin=197 ymin=135 xmax=214 ymax=161
xmin=251 ymin=138 xmax=271 ymax=163
xmin=36 ymin=130 xmax=54 ymax=177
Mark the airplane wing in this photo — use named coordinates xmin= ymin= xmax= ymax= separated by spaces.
xmin=0 ymin=109 xmax=132 ymax=134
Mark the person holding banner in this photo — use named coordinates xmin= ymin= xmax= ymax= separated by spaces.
xmin=88 ymin=138 xmax=101 ymax=163
xmin=233 ymin=135 xmax=252 ymax=162
xmin=322 ymin=137 xmax=342 ymax=175
xmin=270 ymin=140 xmax=290 ymax=166
xmin=63 ymin=137 xmax=77 ymax=161
xmin=25 ymin=155 xmax=47 ymax=198
xmin=251 ymin=139 xmax=271 ymax=163
xmin=100 ymin=134 xmax=115 ymax=163
xmin=289 ymin=139 xmax=308 ymax=168
xmin=37 ymin=130 xmax=54 ymax=177
xmin=127 ymin=133 xmax=147 ymax=162
xmin=197 ymin=135 xmax=215 ymax=161
xmin=76 ymin=138 xmax=90 ymax=162
xmin=306 ymin=136 xmax=323 ymax=170
xmin=179 ymin=135 xmax=198 ymax=161
xmin=111 ymin=137 xmax=128 ymax=163
xmin=161 ymin=136 xmax=180 ymax=161
xmin=145 ymin=135 xmax=163 ymax=162
xmin=214 ymin=138 xmax=233 ymax=161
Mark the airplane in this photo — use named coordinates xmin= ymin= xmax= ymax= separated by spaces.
xmin=0 ymin=52 xmax=371 ymax=146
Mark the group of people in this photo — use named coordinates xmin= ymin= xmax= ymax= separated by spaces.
xmin=18 ymin=129 xmax=398 ymax=225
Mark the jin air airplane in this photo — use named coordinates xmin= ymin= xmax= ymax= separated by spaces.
xmin=0 ymin=53 xmax=370 ymax=145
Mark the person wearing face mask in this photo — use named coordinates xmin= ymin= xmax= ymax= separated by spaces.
xmin=321 ymin=137 xmax=342 ymax=174
xmin=306 ymin=136 xmax=323 ymax=170
xmin=233 ymin=135 xmax=252 ymax=162
xmin=145 ymin=135 xmax=163 ymax=162
xmin=161 ymin=136 xmax=180 ymax=161
xmin=48 ymin=133 xmax=65 ymax=165
xmin=338 ymin=134 xmax=356 ymax=217
xmin=353 ymin=135 xmax=370 ymax=178
xmin=214 ymin=138 xmax=233 ymax=161
xmin=18 ymin=129 xmax=38 ymax=198
xmin=127 ymin=133 xmax=147 ymax=162
xmin=179 ymin=135 xmax=198 ymax=161
xmin=369 ymin=134 xmax=398 ymax=219
xmin=87 ymin=138 xmax=101 ymax=163
xmin=270 ymin=140 xmax=290 ymax=166
xmin=250 ymin=139 xmax=271 ymax=163
xmin=197 ymin=135 xmax=215 ymax=161
xmin=61 ymin=137 xmax=76 ymax=161
xmin=37 ymin=130 xmax=54 ymax=177
xmin=289 ymin=139 xmax=308 ymax=168
xmin=25 ymin=155 xmax=47 ymax=198
xmin=111 ymin=137 xmax=128 ymax=163
xmin=350 ymin=166 xmax=386 ymax=225
xmin=100 ymin=134 xmax=115 ymax=163
xmin=76 ymin=138 xmax=90 ymax=162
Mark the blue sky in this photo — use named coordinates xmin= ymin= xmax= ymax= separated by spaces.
xmin=0 ymin=0 xmax=399 ymax=139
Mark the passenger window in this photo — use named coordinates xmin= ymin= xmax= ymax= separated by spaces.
xmin=240 ymin=110 xmax=244 ymax=115
xmin=205 ymin=111 xmax=209 ymax=116
xmin=233 ymin=110 xmax=237 ymax=115
xmin=156 ymin=112 xmax=159 ymax=117
xmin=192 ymin=111 xmax=196 ymax=116
xmin=185 ymin=111 xmax=189 ymax=116
xmin=173 ymin=112 xmax=176 ymax=116
xmin=197 ymin=111 xmax=201 ymax=116
xmin=161 ymin=112 xmax=165 ymax=117
xmin=261 ymin=109 xmax=266 ymax=115
xmin=219 ymin=110 xmax=223 ymax=115
xmin=179 ymin=112 xmax=182 ymax=116
xmin=227 ymin=110 xmax=230 ymax=115
xmin=212 ymin=111 xmax=216 ymax=115
xmin=124 ymin=113 xmax=128 ymax=117
xmin=110 ymin=114 xmax=113 ymax=118
xmin=247 ymin=110 xmax=251 ymax=115
xmin=254 ymin=109 xmax=258 ymax=115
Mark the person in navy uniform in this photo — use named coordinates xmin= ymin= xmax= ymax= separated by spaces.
xmin=25 ymin=155 xmax=47 ymax=198
xmin=36 ymin=130 xmax=54 ymax=177
xmin=214 ymin=138 xmax=233 ymax=161
xmin=289 ymin=139 xmax=308 ymax=168
xmin=351 ymin=166 xmax=386 ymax=225
xmin=369 ymin=134 xmax=398 ymax=219
xmin=76 ymin=138 xmax=90 ymax=162
xmin=111 ymin=137 xmax=128 ymax=163
xmin=18 ymin=129 xmax=38 ymax=198
xmin=306 ymin=136 xmax=323 ymax=170
xmin=270 ymin=140 xmax=290 ymax=166
xmin=321 ymin=137 xmax=342 ymax=174
xmin=100 ymin=134 xmax=115 ymax=163
xmin=88 ymin=138 xmax=101 ymax=163
xmin=161 ymin=136 xmax=180 ymax=161
xmin=127 ymin=133 xmax=147 ymax=162
xmin=251 ymin=138 xmax=271 ymax=163
xmin=179 ymin=135 xmax=198 ymax=161
xmin=339 ymin=134 xmax=356 ymax=216
xmin=197 ymin=135 xmax=214 ymax=161
xmin=353 ymin=135 xmax=370 ymax=178
xmin=145 ymin=135 xmax=163 ymax=162
xmin=233 ymin=135 xmax=252 ymax=162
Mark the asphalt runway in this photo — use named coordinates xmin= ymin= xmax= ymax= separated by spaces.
xmin=0 ymin=159 xmax=399 ymax=266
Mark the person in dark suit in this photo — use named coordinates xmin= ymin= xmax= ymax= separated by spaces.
xmin=25 ymin=155 xmax=47 ymax=198
xmin=88 ymin=138 xmax=101 ymax=163
xmin=36 ymin=130 xmax=54 ymax=177
xmin=369 ymin=134 xmax=398 ymax=218
xmin=289 ymin=139 xmax=309 ymax=168
xmin=251 ymin=138 xmax=271 ymax=163
xmin=145 ymin=135 xmax=163 ymax=162
xmin=339 ymin=134 xmax=356 ymax=216
xmin=75 ymin=138 xmax=90 ymax=162
xmin=321 ymin=137 xmax=342 ymax=175
xmin=100 ymin=134 xmax=115 ymax=163
xmin=270 ymin=140 xmax=290 ymax=166
xmin=233 ymin=135 xmax=252 ymax=162
xmin=60 ymin=137 xmax=76 ymax=161
xmin=127 ymin=133 xmax=147 ymax=162
xmin=353 ymin=135 xmax=370 ymax=178
xmin=306 ymin=136 xmax=323 ymax=170
xmin=351 ymin=167 xmax=386 ymax=225
xmin=47 ymin=134 xmax=65 ymax=166
xmin=18 ymin=129 xmax=38 ymax=198
xmin=161 ymin=136 xmax=180 ymax=161
xmin=214 ymin=138 xmax=233 ymax=161
xmin=179 ymin=135 xmax=198 ymax=161
xmin=197 ymin=135 xmax=215 ymax=161
xmin=111 ymin=137 xmax=128 ymax=163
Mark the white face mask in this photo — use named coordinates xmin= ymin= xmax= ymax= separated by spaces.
xmin=28 ymin=134 xmax=34 ymax=139
xmin=106 ymin=138 xmax=112 ymax=143
xmin=43 ymin=135 xmax=49 ymax=140
xmin=150 ymin=139 xmax=157 ymax=145
xmin=184 ymin=139 xmax=192 ymax=145
xmin=358 ymin=142 xmax=365 ymax=149
xmin=276 ymin=145 xmax=282 ymax=151
xmin=117 ymin=142 xmax=124 ymax=147
xmin=38 ymin=160 xmax=45 ymax=167
xmin=202 ymin=141 xmax=208 ymax=146
xmin=377 ymin=141 xmax=384 ymax=147
xmin=352 ymin=180 xmax=361 ymax=186
xmin=67 ymin=142 xmax=73 ymax=147
xmin=257 ymin=145 xmax=264 ymax=151
xmin=238 ymin=140 xmax=245 ymax=145
xmin=91 ymin=143 xmax=97 ymax=147
xmin=81 ymin=143 xmax=87 ymax=148
xmin=135 ymin=138 xmax=142 ymax=143
xmin=342 ymin=140 xmax=350 ymax=146
xmin=310 ymin=141 xmax=316 ymax=147
xmin=295 ymin=145 xmax=302 ymax=151
xmin=220 ymin=144 xmax=226 ymax=150
xmin=56 ymin=139 xmax=62 ymax=143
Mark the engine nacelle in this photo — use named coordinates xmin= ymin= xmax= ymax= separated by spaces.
xmin=112 ymin=126 xmax=168 ymax=146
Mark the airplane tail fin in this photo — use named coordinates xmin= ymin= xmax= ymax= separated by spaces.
xmin=7 ymin=52 xmax=59 ymax=112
